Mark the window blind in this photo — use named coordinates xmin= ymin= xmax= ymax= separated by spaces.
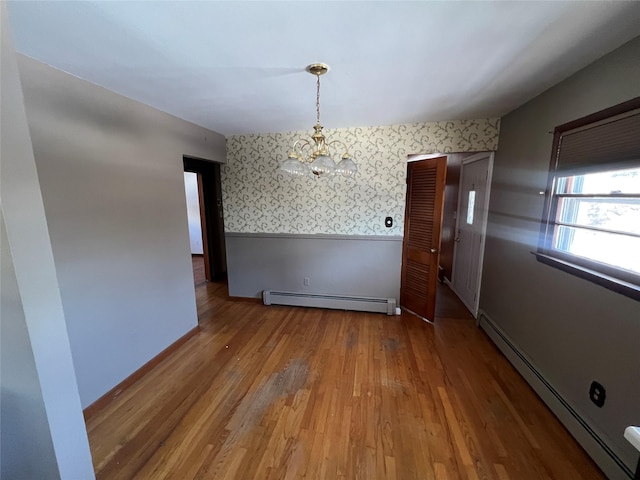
xmin=555 ymin=106 xmax=640 ymax=174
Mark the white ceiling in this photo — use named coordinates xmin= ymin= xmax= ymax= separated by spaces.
xmin=7 ymin=1 xmax=640 ymax=137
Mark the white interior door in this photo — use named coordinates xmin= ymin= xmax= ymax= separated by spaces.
xmin=451 ymin=153 xmax=493 ymax=316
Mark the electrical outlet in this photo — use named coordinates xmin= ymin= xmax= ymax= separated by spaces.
xmin=589 ymin=381 xmax=606 ymax=408
xmin=304 ymin=277 xmax=310 ymax=286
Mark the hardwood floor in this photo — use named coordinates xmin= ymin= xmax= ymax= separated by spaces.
xmin=86 ymin=272 xmax=604 ymax=479
xmin=192 ymin=255 xmax=206 ymax=287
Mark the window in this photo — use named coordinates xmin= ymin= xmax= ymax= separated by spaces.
xmin=466 ymin=190 xmax=476 ymax=225
xmin=536 ymin=98 xmax=640 ymax=301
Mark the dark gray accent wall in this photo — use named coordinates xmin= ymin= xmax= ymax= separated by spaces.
xmin=226 ymin=233 xmax=403 ymax=300
xmin=481 ymin=35 xmax=640 ymax=476
xmin=16 ymin=54 xmax=226 ymax=408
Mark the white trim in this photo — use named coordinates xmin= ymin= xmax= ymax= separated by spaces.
xmin=401 ymin=306 xmax=435 ymax=324
xmin=407 ymin=152 xmax=446 ymax=162
xmin=225 ymin=232 xmax=403 ymax=241
xmin=461 ymin=151 xmax=492 ymax=164
xmin=625 ymin=427 xmax=640 ymax=453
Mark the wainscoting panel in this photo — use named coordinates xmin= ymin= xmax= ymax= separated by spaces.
xmin=225 ymin=233 xmax=403 ymax=300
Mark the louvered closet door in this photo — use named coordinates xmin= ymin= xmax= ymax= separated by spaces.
xmin=400 ymin=156 xmax=447 ymax=321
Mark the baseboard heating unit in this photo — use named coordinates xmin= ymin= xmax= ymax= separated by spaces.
xmin=263 ymin=290 xmax=396 ymax=315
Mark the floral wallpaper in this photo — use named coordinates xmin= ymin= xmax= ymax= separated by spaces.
xmin=222 ymin=118 xmax=500 ymax=235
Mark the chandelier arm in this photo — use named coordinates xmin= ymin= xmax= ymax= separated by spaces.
xmin=291 ymin=138 xmax=313 ymax=162
xmin=291 ymin=139 xmax=306 ymax=150
xmin=326 ymin=139 xmax=352 ymax=156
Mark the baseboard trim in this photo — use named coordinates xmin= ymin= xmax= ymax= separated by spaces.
xmin=478 ymin=310 xmax=633 ymax=479
xmin=225 ymin=232 xmax=403 ymax=242
xmin=83 ymin=325 xmax=200 ymax=421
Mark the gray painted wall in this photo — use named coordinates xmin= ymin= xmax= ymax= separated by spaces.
xmin=481 ymin=35 xmax=640 ymax=474
xmin=226 ymin=233 xmax=403 ymax=300
xmin=1 ymin=6 xmax=94 ymax=478
xmin=16 ymin=54 xmax=227 ymax=408
xmin=1 ymin=213 xmax=59 ymax=479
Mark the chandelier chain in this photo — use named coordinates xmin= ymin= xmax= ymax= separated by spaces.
xmin=316 ymin=74 xmax=321 ymax=126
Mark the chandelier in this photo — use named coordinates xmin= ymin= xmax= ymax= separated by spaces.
xmin=281 ymin=63 xmax=357 ymax=178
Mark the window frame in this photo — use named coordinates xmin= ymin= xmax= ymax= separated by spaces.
xmin=535 ymin=97 xmax=640 ymax=301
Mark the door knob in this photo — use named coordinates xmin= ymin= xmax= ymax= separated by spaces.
xmin=430 ymin=248 xmax=438 ymax=253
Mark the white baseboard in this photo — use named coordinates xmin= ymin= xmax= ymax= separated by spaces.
xmin=478 ymin=309 xmax=633 ymax=480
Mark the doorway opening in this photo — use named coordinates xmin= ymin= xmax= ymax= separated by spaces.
xmin=183 ymin=156 xmax=227 ymax=286
xmin=183 ymin=171 xmax=208 ymax=287
xmin=400 ymin=152 xmax=493 ymax=321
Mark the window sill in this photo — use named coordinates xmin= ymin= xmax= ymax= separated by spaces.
xmin=532 ymin=252 xmax=640 ymax=302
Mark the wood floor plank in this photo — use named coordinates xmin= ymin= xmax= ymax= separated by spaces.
xmin=85 ymin=259 xmax=606 ymax=479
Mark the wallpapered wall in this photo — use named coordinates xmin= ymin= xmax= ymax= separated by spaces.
xmin=222 ymin=119 xmax=500 ymax=235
